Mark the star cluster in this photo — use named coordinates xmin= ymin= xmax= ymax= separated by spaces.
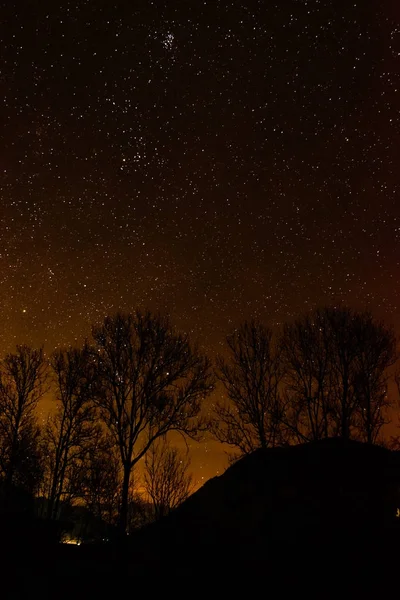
xmin=1 ymin=1 xmax=399 ymax=478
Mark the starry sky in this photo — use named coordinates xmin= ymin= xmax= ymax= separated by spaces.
xmin=1 ymin=1 xmax=400 ymax=481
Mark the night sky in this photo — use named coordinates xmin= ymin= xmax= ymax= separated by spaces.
xmin=1 ymin=1 xmax=400 ymax=481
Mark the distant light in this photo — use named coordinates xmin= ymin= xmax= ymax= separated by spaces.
xmin=61 ymin=538 xmax=81 ymax=545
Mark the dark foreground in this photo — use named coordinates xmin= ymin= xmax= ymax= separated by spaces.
xmin=3 ymin=439 xmax=400 ymax=597
xmin=2 ymin=524 xmax=399 ymax=599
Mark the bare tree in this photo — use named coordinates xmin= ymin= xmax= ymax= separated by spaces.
xmin=7 ymin=420 xmax=43 ymax=497
xmin=80 ymin=430 xmax=121 ymax=527
xmin=352 ymin=313 xmax=397 ymax=443
xmin=42 ymin=345 xmax=96 ymax=519
xmin=211 ymin=321 xmax=286 ymax=459
xmin=0 ymin=346 xmax=47 ymax=497
xmin=144 ymin=439 xmax=193 ymax=520
xmin=282 ymin=310 xmax=332 ymax=442
xmin=126 ymin=491 xmax=154 ymax=531
xmin=91 ymin=312 xmax=214 ymax=533
xmin=325 ymin=307 xmax=362 ymax=439
xmin=282 ymin=307 xmax=397 ymax=442
xmin=386 ymin=376 xmax=400 ymax=451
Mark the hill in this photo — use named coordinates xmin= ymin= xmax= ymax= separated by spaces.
xmin=5 ymin=438 xmax=400 ymax=596
xmin=128 ymin=438 xmax=400 ymax=582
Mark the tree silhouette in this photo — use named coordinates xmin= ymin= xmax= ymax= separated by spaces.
xmin=281 ymin=310 xmax=335 ymax=442
xmin=42 ymin=346 xmax=96 ymax=519
xmin=352 ymin=312 xmax=396 ymax=443
xmin=91 ymin=311 xmax=214 ymax=533
xmin=211 ymin=321 xmax=286 ymax=458
xmin=0 ymin=346 xmax=47 ymax=503
xmin=126 ymin=491 xmax=154 ymax=531
xmin=327 ymin=307 xmax=363 ymax=439
xmin=283 ymin=307 xmax=397 ymax=442
xmin=144 ymin=438 xmax=193 ymax=520
xmin=80 ymin=430 xmax=120 ymax=528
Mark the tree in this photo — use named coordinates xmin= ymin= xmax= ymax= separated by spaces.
xmin=126 ymin=491 xmax=154 ymax=532
xmin=42 ymin=346 xmax=96 ymax=519
xmin=388 ymin=374 xmax=400 ymax=450
xmin=144 ymin=439 xmax=193 ymax=520
xmin=80 ymin=430 xmax=121 ymax=528
xmin=326 ymin=307 xmax=362 ymax=439
xmin=91 ymin=312 xmax=214 ymax=533
xmin=282 ymin=307 xmax=397 ymax=442
xmin=281 ymin=310 xmax=333 ymax=442
xmin=11 ymin=421 xmax=43 ymax=495
xmin=211 ymin=321 xmax=286 ymax=459
xmin=352 ymin=313 xmax=396 ymax=443
xmin=0 ymin=346 xmax=47 ymax=499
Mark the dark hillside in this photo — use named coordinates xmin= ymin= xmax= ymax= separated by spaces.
xmin=6 ymin=439 xmax=400 ymax=597
xmin=128 ymin=438 xmax=400 ymax=584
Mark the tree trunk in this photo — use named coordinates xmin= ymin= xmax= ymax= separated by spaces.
xmin=341 ymin=411 xmax=349 ymax=439
xmin=46 ymin=412 xmax=64 ymax=518
xmin=53 ymin=441 xmax=71 ymax=519
xmin=119 ymin=464 xmax=131 ymax=534
xmin=341 ymin=377 xmax=349 ymax=439
xmin=47 ymin=455 xmax=65 ymax=520
xmin=307 ymin=397 xmax=316 ymax=440
xmin=2 ymin=427 xmax=20 ymax=511
xmin=47 ymin=455 xmax=62 ymax=519
xmin=6 ymin=407 xmax=23 ymax=491
xmin=365 ymin=389 xmax=372 ymax=444
xmin=5 ymin=420 xmax=21 ymax=495
xmin=46 ymin=479 xmax=57 ymax=519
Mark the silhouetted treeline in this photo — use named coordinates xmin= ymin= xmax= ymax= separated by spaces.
xmin=0 ymin=306 xmax=398 ymax=537
xmin=0 ymin=311 xmax=213 ymax=537
xmin=212 ymin=307 xmax=398 ymax=460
